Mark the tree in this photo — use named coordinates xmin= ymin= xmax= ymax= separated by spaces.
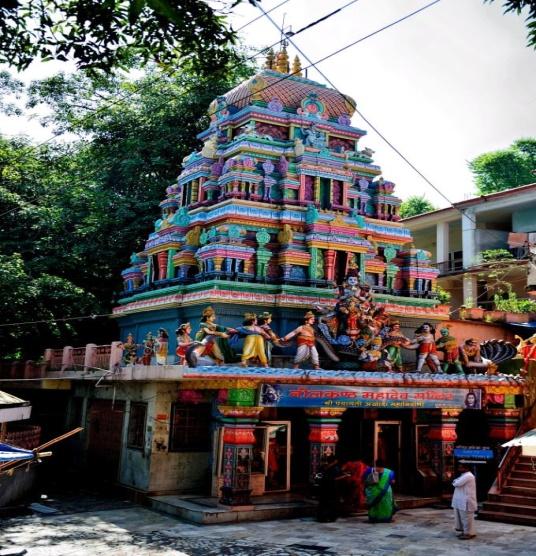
xmin=485 ymin=1 xmax=536 ymax=49
xmin=0 ymin=56 xmax=255 ymax=358
xmin=0 ymin=0 xmax=245 ymax=75
xmin=469 ymin=137 xmax=536 ymax=194
xmin=399 ymin=195 xmax=437 ymax=218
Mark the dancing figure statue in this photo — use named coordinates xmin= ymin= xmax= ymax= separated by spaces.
xmin=194 ymin=306 xmax=236 ymax=365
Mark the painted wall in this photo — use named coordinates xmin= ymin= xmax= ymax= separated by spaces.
xmin=513 ymin=207 xmax=536 ymax=233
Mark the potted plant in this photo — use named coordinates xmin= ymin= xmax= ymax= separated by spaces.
xmin=494 ymin=292 xmax=536 ymax=323
xmin=459 ymin=297 xmax=485 ymax=320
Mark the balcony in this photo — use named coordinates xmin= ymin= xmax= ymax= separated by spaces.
xmin=434 ymin=258 xmax=463 ymax=276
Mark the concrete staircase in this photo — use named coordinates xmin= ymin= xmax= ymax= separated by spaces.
xmin=479 ymin=455 xmax=536 ymax=526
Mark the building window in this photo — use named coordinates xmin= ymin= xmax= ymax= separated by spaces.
xmin=127 ymin=402 xmax=147 ymax=449
xmin=169 ymin=403 xmax=211 ymax=452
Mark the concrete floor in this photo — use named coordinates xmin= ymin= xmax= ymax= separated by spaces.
xmin=0 ymin=501 xmax=535 ymax=555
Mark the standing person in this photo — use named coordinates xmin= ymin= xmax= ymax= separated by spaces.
xmin=316 ymin=455 xmax=344 ymax=522
xmin=364 ymin=459 xmax=396 ymax=523
xmin=452 ymin=462 xmax=477 ymax=540
xmin=341 ymin=458 xmax=367 ymax=513
xmin=282 ymin=311 xmax=320 ymax=369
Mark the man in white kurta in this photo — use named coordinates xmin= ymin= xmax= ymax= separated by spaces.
xmin=451 ymin=463 xmax=477 ymax=539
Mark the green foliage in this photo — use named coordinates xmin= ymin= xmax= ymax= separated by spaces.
xmin=434 ymin=285 xmax=452 ymax=304
xmin=0 ymin=253 xmax=97 ymax=359
xmin=493 ymin=291 xmax=536 ymax=313
xmin=462 ymin=296 xmax=474 ymax=309
xmin=485 ymin=1 xmax=536 ymax=49
xmin=399 ymin=195 xmax=437 ymax=218
xmin=480 ymin=248 xmax=514 ymax=262
xmin=0 ymin=0 xmax=242 ymax=75
xmin=0 ymin=55 xmax=255 ymax=358
xmin=469 ymin=137 xmax=536 ymax=194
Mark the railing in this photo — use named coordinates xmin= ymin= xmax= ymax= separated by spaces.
xmin=95 ymin=345 xmax=112 ymax=370
xmin=50 ymin=349 xmax=63 ymax=370
xmin=497 ymin=445 xmax=521 ymax=492
xmin=434 ymin=259 xmax=463 ymax=276
xmin=71 ymin=347 xmax=86 ymax=368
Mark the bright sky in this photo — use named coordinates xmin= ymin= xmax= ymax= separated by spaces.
xmin=1 ymin=0 xmax=535 ymax=208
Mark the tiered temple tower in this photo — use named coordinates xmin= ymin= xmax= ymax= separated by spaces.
xmin=114 ymin=49 xmax=444 ymax=346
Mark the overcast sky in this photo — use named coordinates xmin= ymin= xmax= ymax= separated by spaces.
xmin=1 ymin=0 xmax=535 ymax=207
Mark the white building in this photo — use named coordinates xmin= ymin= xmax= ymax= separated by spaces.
xmin=402 ymin=184 xmax=536 ymax=314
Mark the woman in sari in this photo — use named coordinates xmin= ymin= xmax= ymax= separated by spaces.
xmin=341 ymin=459 xmax=367 ymax=513
xmin=364 ymin=459 xmax=396 ymax=523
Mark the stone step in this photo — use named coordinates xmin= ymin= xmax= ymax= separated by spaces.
xmin=149 ymin=494 xmax=317 ymax=524
xmin=482 ymin=501 xmax=536 ymax=517
xmin=506 ymin=477 xmax=536 ymax=489
xmin=510 ymin=470 xmax=536 ymax=479
xmin=502 ymin=485 xmax=536 ymax=497
xmin=488 ymin=493 xmax=536 ymax=506
xmin=478 ymin=509 xmax=536 ymax=527
xmin=513 ymin=462 xmax=536 ymax=472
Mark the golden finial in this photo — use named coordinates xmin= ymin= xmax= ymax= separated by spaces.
xmin=275 ymin=46 xmax=289 ymax=74
xmin=265 ymin=48 xmax=275 ymax=70
xmin=291 ymin=55 xmax=302 ymax=77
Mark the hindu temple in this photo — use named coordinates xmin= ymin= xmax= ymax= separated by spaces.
xmin=114 ymin=47 xmax=446 ymax=345
xmin=6 ymin=48 xmax=525 ymax=521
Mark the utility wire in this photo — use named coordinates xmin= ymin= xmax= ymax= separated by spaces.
xmin=253 ymin=0 xmax=525 ymax=316
xmin=252 ymin=0 xmax=513 ymax=246
xmin=235 ymin=0 xmax=291 ymax=31
xmin=0 ymin=0 xmax=360 ymax=222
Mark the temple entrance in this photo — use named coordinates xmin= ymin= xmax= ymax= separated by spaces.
xmin=374 ymin=420 xmax=401 ymax=479
xmin=253 ymin=421 xmax=290 ymax=492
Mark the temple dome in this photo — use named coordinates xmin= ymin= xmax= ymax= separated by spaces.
xmin=213 ymin=69 xmax=356 ymax=122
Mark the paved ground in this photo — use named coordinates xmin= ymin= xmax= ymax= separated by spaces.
xmin=1 ymin=500 xmax=535 ymax=556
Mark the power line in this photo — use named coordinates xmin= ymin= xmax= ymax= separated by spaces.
xmin=235 ymin=0 xmax=292 ymax=32
xmin=0 ymin=312 xmax=113 ymax=328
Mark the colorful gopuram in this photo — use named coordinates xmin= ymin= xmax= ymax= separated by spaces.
xmin=114 ymin=47 xmax=444 ymax=349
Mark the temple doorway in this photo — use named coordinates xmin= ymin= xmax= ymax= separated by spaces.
xmin=374 ymin=420 xmax=401 ymax=479
xmin=253 ymin=421 xmax=291 ymax=492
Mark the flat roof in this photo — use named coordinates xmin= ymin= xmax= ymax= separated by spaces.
xmin=401 ymin=182 xmax=536 ymax=223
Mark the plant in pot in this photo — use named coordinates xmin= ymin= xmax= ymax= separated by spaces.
xmin=494 ymin=292 xmax=536 ymax=323
xmin=459 ymin=297 xmax=484 ymax=320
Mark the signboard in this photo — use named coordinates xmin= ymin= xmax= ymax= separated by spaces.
xmin=259 ymin=384 xmax=482 ymax=410
xmin=453 ymin=447 xmax=494 ymax=460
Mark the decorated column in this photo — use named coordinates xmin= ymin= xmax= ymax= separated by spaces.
xmin=324 ymin=249 xmax=336 ymax=282
xmin=305 ymin=408 xmax=345 ymax=479
xmin=157 ymin=251 xmax=168 ymax=281
xmin=218 ymin=397 xmax=263 ymax=506
xmin=428 ymin=408 xmax=459 ymax=486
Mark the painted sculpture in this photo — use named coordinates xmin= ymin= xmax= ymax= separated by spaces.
xmin=122 ymin=333 xmax=138 ymax=365
xmin=459 ymin=338 xmax=498 ymax=374
xmin=413 ymin=323 xmax=441 ymax=373
xmin=175 ymin=323 xmax=193 ymax=365
xmin=155 ymin=328 xmax=169 ymax=365
xmin=281 ymin=311 xmax=321 ymax=370
xmin=435 ymin=326 xmax=464 ymax=374
xmin=141 ymin=331 xmax=155 ymax=365
xmin=117 ymin=46 xmax=445 ymax=337
xmin=516 ymin=333 xmax=536 ymax=372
